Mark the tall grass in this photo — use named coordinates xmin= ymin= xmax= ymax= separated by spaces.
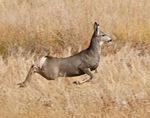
xmin=0 ymin=0 xmax=150 ymax=117
xmin=0 ymin=0 xmax=150 ymax=54
xmin=0 ymin=45 xmax=149 ymax=118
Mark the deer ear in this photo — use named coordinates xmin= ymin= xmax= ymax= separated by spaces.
xmin=94 ymin=22 xmax=98 ymax=31
xmin=96 ymin=25 xmax=100 ymax=35
xmin=94 ymin=22 xmax=100 ymax=35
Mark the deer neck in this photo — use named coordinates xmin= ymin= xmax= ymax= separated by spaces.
xmin=88 ymin=37 xmax=101 ymax=55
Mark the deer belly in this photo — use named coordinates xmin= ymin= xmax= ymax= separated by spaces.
xmin=60 ymin=69 xmax=84 ymax=77
xmin=67 ymin=70 xmax=84 ymax=77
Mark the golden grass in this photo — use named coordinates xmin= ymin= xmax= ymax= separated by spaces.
xmin=0 ymin=45 xmax=149 ymax=118
xmin=0 ymin=0 xmax=150 ymax=117
xmin=0 ymin=0 xmax=150 ymax=54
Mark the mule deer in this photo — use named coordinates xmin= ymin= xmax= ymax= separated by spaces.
xmin=18 ymin=22 xmax=112 ymax=87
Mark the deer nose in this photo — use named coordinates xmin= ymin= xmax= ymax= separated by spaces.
xmin=108 ymin=39 xmax=112 ymax=42
xmin=108 ymin=39 xmax=112 ymax=44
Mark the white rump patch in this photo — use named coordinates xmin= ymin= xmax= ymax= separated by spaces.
xmin=38 ymin=56 xmax=47 ymax=69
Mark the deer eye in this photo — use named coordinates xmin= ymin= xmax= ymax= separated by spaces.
xmin=102 ymin=34 xmax=105 ymax=36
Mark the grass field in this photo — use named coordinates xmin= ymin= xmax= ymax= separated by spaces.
xmin=0 ymin=45 xmax=150 ymax=118
xmin=0 ymin=0 xmax=150 ymax=118
xmin=0 ymin=0 xmax=150 ymax=54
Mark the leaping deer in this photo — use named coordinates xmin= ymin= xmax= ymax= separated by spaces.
xmin=18 ymin=22 xmax=112 ymax=87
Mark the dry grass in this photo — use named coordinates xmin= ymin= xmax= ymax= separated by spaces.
xmin=0 ymin=45 xmax=150 ymax=118
xmin=0 ymin=0 xmax=150 ymax=54
xmin=0 ymin=0 xmax=150 ymax=117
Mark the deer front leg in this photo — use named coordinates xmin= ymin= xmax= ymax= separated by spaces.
xmin=18 ymin=65 xmax=39 ymax=87
xmin=73 ymin=68 xmax=94 ymax=85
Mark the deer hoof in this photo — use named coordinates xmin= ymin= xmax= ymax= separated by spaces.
xmin=17 ymin=82 xmax=27 ymax=88
xmin=73 ymin=81 xmax=81 ymax=85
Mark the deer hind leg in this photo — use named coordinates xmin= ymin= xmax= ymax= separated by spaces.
xmin=18 ymin=65 xmax=40 ymax=87
xmin=73 ymin=68 xmax=94 ymax=85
